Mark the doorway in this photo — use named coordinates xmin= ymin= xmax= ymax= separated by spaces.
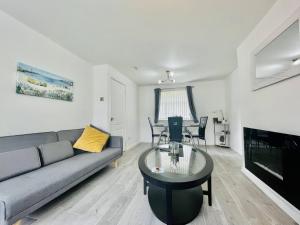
xmin=110 ymin=78 xmax=126 ymax=150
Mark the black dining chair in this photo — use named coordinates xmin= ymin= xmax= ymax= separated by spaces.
xmin=185 ymin=116 xmax=208 ymax=151
xmin=168 ymin=116 xmax=183 ymax=143
xmin=148 ymin=117 xmax=167 ymax=146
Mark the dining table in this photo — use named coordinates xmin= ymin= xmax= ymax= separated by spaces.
xmin=153 ymin=123 xmax=200 ymax=145
xmin=153 ymin=123 xmax=199 ymax=129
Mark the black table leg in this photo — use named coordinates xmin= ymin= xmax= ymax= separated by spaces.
xmin=203 ymin=176 xmax=212 ymax=206
xmin=144 ymin=178 xmax=147 ymax=195
xmin=207 ymin=176 xmax=212 ymax=206
xmin=166 ymin=188 xmax=173 ymax=225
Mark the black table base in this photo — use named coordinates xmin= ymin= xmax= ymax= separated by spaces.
xmin=148 ymin=184 xmax=203 ymax=225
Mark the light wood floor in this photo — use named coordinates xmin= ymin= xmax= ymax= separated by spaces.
xmin=19 ymin=144 xmax=297 ymax=225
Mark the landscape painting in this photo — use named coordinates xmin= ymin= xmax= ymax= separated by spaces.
xmin=16 ymin=63 xmax=74 ymax=101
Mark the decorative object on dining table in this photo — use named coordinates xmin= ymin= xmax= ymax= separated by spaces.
xmin=170 ymin=153 xmax=180 ymax=167
xmin=169 ymin=142 xmax=182 ymax=167
xmin=169 ymin=141 xmax=180 ymax=153
xmin=169 ymin=142 xmax=180 ymax=166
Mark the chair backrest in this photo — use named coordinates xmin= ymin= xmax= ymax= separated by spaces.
xmin=198 ymin=116 xmax=208 ymax=140
xmin=168 ymin=116 xmax=183 ymax=143
xmin=148 ymin=117 xmax=154 ymax=135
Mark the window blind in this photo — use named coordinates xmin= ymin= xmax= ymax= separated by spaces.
xmin=159 ymin=89 xmax=191 ymax=120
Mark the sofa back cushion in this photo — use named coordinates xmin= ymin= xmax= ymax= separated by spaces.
xmin=57 ymin=129 xmax=84 ymax=144
xmin=57 ymin=129 xmax=85 ymax=155
xmin=0 ymin=147 xmax=41 ymax=182
xmin=0 ymin=132 xmax=58 ymax=154
xmin=39 ymin=141 xmax=74 ymax=166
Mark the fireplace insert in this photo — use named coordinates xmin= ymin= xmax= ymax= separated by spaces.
xmin=244 ymin=127 xmax=300 ymax=210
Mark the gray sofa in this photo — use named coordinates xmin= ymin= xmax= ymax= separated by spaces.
xmin=0 ymin=129 xmax=123 ymax=225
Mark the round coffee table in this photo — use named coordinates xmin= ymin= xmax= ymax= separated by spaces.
xmin=138 ymin=144 xmax=214 ymax=225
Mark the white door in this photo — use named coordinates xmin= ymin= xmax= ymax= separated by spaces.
xmin=110 ymin=78 xmax=126 ymax=149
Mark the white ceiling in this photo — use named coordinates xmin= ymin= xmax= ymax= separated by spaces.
xmin=0 ymin=0 xmax=276 ymax=85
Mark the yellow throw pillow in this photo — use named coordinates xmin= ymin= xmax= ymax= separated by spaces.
xmin=73 ymin=126 xmax=110 ymax=153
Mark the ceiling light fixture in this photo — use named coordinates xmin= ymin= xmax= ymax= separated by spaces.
xmin=158 ymin=70 xmax=175 ymax=84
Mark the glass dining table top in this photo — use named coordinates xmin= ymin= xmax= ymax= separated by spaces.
xmin=144 ymin=144 xmax=206 ymax=180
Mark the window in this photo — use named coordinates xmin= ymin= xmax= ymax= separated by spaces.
xmin=159 ymin=89 xmax=191 ymax=120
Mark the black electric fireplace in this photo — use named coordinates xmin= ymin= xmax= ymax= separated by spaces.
xmin=244 ymin=127 xmax=300 ymax=210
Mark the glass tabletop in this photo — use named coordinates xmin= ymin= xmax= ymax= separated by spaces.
xmin=145 ymin=144 xmax=206 ymax=180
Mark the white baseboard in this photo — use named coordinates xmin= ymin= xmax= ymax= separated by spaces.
xmin=242 ymin=168 xmax=300 ymax=223
xmin=126 ymin=142 xmax=140 ymax=151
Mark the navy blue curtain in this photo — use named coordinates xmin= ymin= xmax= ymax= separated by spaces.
xmin=186 ymin=86 xmax=199 ymax=123
xmin=154 ymin=88 xmax=161 ymax=123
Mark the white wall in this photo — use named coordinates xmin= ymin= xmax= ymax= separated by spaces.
xmin=226 ymin=69 xmax=243 ymax=154
xmin=92 ymin=65 xmax=139 ymax=149
xmin=139 ymin=79 xmax=227 ymax=145
xmin=0 ymin=10 xmax=93 ymax=136
xmin=227 ymin=0 xmax=300 ymax=222
xmin=238 ymin=0 xmax=300 ymax=138
xmin=0 ymin=10 xmax=139 ymax=149
xmin=92 ymin=65 xmax=110 ymax=131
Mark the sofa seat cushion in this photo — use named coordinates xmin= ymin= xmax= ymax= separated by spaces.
xmin=0 ymin=147 xmax=122 ymax=219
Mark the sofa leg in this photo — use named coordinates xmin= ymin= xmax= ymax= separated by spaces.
xmin=112 ymin=160 xmax=119 ymax=168
xmin=13 ymin=221 xmax=21 ymax=225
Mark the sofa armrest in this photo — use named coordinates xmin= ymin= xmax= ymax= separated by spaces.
xmin=0 ymin=200 xmax=7 ymax=225
xmin=107 ymin=136 xmax=123 ymax=150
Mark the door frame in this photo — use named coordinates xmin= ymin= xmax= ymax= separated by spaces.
xmin=109 ymin=77 xmax=127 ymax=150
